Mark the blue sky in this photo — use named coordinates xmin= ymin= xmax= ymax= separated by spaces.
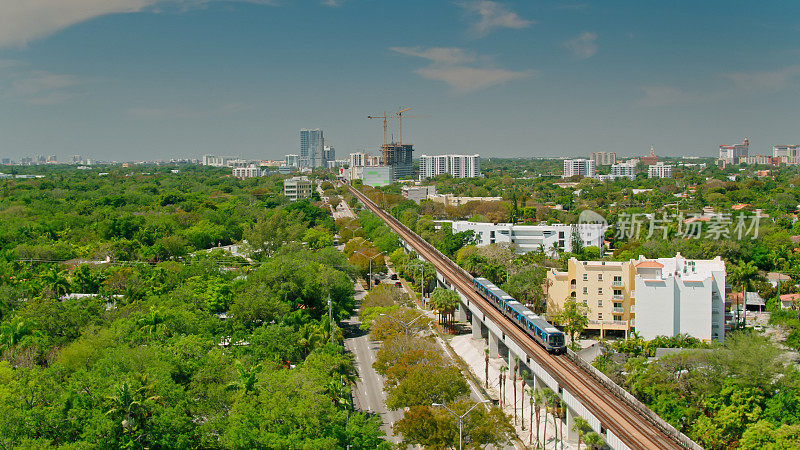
xmin=0 ymin=0 xmax=799 ymax=161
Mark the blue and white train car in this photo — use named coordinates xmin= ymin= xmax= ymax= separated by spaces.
xmin=473 ymin=277 xmax=566 ymax=354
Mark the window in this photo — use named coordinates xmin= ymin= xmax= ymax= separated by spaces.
xmin=598 ymin=288 xmax=603 ymax=295
xmin=614 ymin=289 xmax=622 ymax=296
xmin=613 ymin=276 xmax=622 ymax=282
xmin=598 ymin=300 xmax=603 ymax=307
xmin=583 ymin=287 xmax=588 ymax=294
xmin=583 ymin=274 xmax=588 ymax=281
xmin=583 ymin=300 xmax=588 ymax=306
xmin=614 ymin=315 xmax=622 ymax=321
xmin=598 ymin=313 xmax=603 ymax=320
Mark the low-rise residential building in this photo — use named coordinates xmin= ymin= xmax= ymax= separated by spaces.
xmin=428 ymin=194 xmax=503 ymax=207
xmin=232 ymin=166 xmax=262 ymax=179
xmin=563 ymin=159 xmax=595 ymax=178
xmin=610 ymin=162 xmax=636 ymax=180
xmin=401 ymin=185 xmax=437 ymax=204
xmin=283 ymin=176 xmax=313 ymax=201
xmin=284 ymin=154 xmax=299 ymax=167
xmin=546 ymin=253 xmax=726 ymax=342
xmin=450 ymin=221 xmax=603 ymax=254
xmin=648 ymin=162 xmax=673 ymax=178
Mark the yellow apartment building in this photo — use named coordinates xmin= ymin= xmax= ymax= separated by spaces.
xmin=546 ymin=258 xmax=635 ymax=338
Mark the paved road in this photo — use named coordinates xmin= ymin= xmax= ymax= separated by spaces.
xmin=342 ymin=282 xmax=404 ymax=444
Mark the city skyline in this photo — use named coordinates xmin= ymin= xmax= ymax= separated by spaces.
xmin=1 ymin=1 xmax=799 ymax=161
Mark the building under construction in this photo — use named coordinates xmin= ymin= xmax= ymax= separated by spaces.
xmin=381 ymin=143 xmax=414 ymax=181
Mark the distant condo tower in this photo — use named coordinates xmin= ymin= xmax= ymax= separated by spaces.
xmin=300 ymin=129 xmax=324 ymax=168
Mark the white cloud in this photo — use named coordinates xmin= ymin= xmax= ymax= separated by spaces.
xmin=638 ymin=65 xmax=800 ymax=107
xmin=389 ymin=46 xmax=475 ymax=65
xmin=563 ymin=31 xmax=597 ymax=59
xmin=457 ymin=0 xmax=532 ymax=37
xmin=391 ymin=45 xmax=532 ymax=93
xmin=1 ymin=67 xmax=84 ymax=105
xmin=415 ymin=66 xmax=531 ymax=93
xmin=0 ymin=0 xmax=278 ymax=49
xmin=723 ymin=65 xmax=800 ymax=93
xmin=321 ymin=0 xmax=344 ymax=6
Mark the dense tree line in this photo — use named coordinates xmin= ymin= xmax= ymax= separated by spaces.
xmin=0 ymin=166 xmax=386 ymax=448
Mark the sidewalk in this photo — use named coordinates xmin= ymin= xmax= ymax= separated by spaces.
xmin=451 ymin=334 xmax=576 ymax=450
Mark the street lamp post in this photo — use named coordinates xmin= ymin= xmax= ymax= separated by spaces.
xmin=353 ymin=250 xmax=383 ymax=289
xmin=378 ymin=312 xmax=427 ymax=335
xmin=432 ymin=400 xmax=492 ymax=450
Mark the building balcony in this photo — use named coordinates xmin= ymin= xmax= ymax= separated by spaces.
xmin=611 ymin=280 xmax=624 ymax=287
xmin=613 ymin=306 xmax=624 ymax=313
xmin=630 ymin=304 xmax=635 ymax=313
xmin=612 ymin=294 xmax=624 ymax=300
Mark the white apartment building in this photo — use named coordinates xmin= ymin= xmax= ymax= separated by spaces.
xmin=634 ymin=254 xmax=726 ymax=342
xmin=773 ymin=144 xmax=800 ymax=158
xmin=648 ymin=162 xmax=673 ymax=179
xmin=232 ymin=166 xmax=262 ymax=179
xmin=401 ymin=185 xmax=437 ymax=204
xmin=349 ymin=152 xmax=365 ymax=168
xmin=419 ymin=154 xmax=481 ymax=179
xmin=719 ymin=138 xmax=749 ymax=164
xmin=449 ymin=221 xmax=604 ymax=254
xmin=563 ymin=159 xmax=596 ymax=178
xmin=546 ymin=254 xmax=726 ymax=342
xmin=610 ymin=163 xmax=636 ymax=180
xmin=283 ymin=176 xmax=313 ymax=201
xmin=591 ymin=151 xmax=617 ymax=166
xmin=428 ymin=195 xmax=504 ymax=207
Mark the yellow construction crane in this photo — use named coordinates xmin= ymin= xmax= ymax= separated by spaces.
xmin=367 ymin=111 xmax=393 ymax=149
xmin=394 ymin=107 xmax=423 ymax=147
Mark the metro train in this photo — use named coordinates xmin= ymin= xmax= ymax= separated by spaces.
xmin=472 ymin=277 xmax=566 ymax=354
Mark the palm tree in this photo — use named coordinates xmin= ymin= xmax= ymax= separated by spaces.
xmin=541 ymin=388 xmax=550 ymax=449
xmin=583 ymin=431 xmax=605 ymax=449
xmin=730 ymin=260 xmax=761 ymax=328
xmin=499 ymin=366 xmax=507 ymax=407
xmin=42 ymin=268 xmax=70 ymax=298
xmin=572 ymin=417 xmax=590 ymax=450
xmin=105 ymin=374 xmax=162 ymax=438
xmin=531 ymin=387 xmax=543 ymax=448
xmin=513 ymin=355 xmax=519 ymax=425
xmin=226 ymin=361 xmax=262 ymax=396
xmin=484 ymin=348 xmax=490 ymax=389
xmin=0 ymin=318 xmax=32 ymax=349
xmin=520 ymin=369 xmax=528 ymax=431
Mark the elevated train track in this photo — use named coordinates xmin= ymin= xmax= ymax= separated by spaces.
xmin=346 ymin=183 xmax=691 ymax=450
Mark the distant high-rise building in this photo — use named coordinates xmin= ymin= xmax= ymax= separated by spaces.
xmin=563 ymin=159 xmax=595 ymax=178
xmin=419 ymin=154 xmax=481 ymax=179
xmin=323 ymin=145 xmax=335 ymax=164
xmin=719 ymin=138 xmax=749 ymax=164
xmin=591 ymin=151 xmax=616 ymax=166
xmin=1 ymin=158 xmax=9 ymax=165
xmin=610 ymin=162 xmax=636 ymax=180
xmin=300 ymin=129 xmax=324 ymax=168
xmin=381 ymin=143 xmax=414 ymax=181
xmin=648 ymin=162 xmax=673 ymax=179
xmin=284 ymin=154 xmax=300 ymax=167
xmin=773 ymin=144 xmax=800 ymax=158
xmin=349 ymin=152 xmax=365 ymax=168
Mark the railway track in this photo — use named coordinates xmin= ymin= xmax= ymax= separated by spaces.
xmin=346 ymin=184 xmax=685 ymax=450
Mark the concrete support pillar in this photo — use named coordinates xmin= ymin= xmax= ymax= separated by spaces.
xmin=471 ymin=312 xmax=482 ymax=339
xmin=455 ymin=303 xmax=467 ymax=322
xmin=488 ymin=331 xmax=499 ymax=358
xmin=566 ymin=407 xmax=578 ymax=442
xmin=532 ymin=373 xmax=543 ymax=390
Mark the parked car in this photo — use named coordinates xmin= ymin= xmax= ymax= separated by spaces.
xmin=390 ymin=274 xmax=398 ymax=280
xmin=395 ymin=281 xmax=402 ymax=287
